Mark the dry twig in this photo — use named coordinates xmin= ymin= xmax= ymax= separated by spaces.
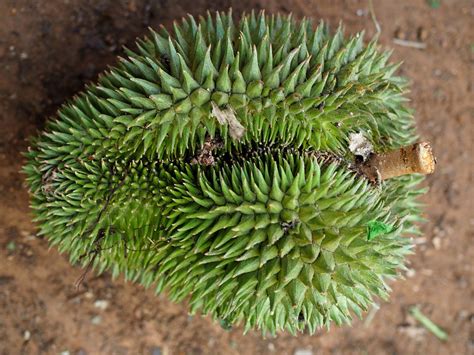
xmin=393 ymin=38 xmax=427 ymax=49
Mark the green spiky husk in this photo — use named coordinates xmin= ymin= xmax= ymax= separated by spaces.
xmin=24 ymin=11 xmax=426 ymax=335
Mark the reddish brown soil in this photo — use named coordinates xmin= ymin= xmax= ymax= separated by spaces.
xmin=0 ymin=1 xmax=472 ymax=354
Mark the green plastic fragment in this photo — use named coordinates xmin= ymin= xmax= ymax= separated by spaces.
xmin=367 ymin=220 xmax=393 ymax=241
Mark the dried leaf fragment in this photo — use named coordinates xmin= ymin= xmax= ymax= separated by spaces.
xmin=349 ymin=132 xmax=374 ymax=161
xmin=211 ymin=102 xmax=245 ymax=140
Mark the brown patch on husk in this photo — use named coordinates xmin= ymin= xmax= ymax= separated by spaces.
xmin=191 ymin=136 xmax=224 ymax=166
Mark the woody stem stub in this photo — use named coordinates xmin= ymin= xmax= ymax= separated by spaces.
xmin=361 ymin=142 xmax=436 ymax=181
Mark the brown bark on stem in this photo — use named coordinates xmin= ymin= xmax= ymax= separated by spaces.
xmin=361 ymin=142 xmax=435 ymax=181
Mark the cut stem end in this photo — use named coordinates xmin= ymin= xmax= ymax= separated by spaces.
xmin=361 ymin=142 xmax=436 ymax=181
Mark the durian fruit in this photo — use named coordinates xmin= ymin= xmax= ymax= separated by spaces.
xmin=24 ymin=11 xmax=435 ymax=335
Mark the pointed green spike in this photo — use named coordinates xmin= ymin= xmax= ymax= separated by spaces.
xmin=196 ymin=46 xmax=217 ymax=85
xmin=243 ymin=46 xmax=261 ymax=82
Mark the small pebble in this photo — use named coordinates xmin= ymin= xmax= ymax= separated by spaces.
xmin=394 ymin=28 xmax=407 ymax=40
xmin=91 ymin=315 xmax=102 ymax=325
xmin=20 ymin=230 xmax=35 ymax=240
xmin=398 ymin=325 xmax=426 ymax=341
xmin=457 ymin=310 xmax=469 ymax=320
xmin=294 ymin=349 xmax=313 ymax=355
xmin=23 ymin=330 xmax=31 ymax=341
xmin=432 ymin=236 xmax=442 ymax=250
xmin=93 ymin=299 xmax=109 ymax=310
xmin=413 ymin=237 xmax=427 ymax=245
xmin=150 ymin=347 xmax=161 ymax=355
xmin=20 ymin=52 xmax=28 ymax=60
xmin=417 ymin=27 xmax=428 ymax=41
xmin=421 ymin=269 xmax=433 ymax=276
xmin=268 ymin=342 xmax=275 ymax=352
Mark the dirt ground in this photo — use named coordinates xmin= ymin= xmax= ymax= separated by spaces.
xmin=0 ymin=0 xmax=472 ymax=354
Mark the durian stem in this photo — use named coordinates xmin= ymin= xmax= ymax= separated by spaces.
xmin=361 ymin=142 xmax=435 ymax=181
